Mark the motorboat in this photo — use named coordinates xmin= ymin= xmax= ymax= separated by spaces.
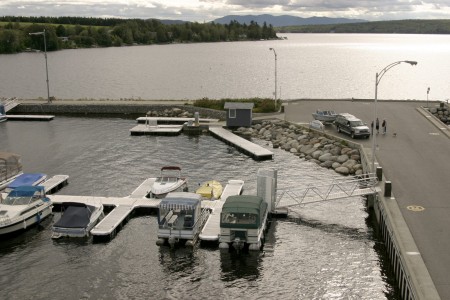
xmin=5 ymin=173 xmax=47 ymax=193
xmin=0 ymin=152 xmax=23 ymax=191
xmin=219 ymin=195 xmax=269 ymax=252
xmin=196 ymin=180 xmax=223 ymax=200
xmin=0 ymin=186 xmax=53 ymax=236
xmin=52 ymin=202 xmax=104 ymax=239
xmin=149 ymin=166 xmax=187 ymax=198
xmin=156 ymin=192 xmax=210 ymax=248
xmin=312 ymin=110 xmax=338 ymax=123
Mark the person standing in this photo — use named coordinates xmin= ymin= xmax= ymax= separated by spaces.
xmin=375 ymin=118 xmax=380 ymax=134
xmin=371 ymin=120 xmax=374 ymax=135
xmin=382 ymin=119 xmax=387 ymax=134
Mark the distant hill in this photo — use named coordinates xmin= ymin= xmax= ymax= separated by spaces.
xmin=213 ymin=14 xmax=366 ymax=27
xmin=278 ymin=19 xmax=450 ymax=34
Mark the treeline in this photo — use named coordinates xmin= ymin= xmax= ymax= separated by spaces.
xmin=278 ymin=19 xmax=450 ymax=34
xmin=0 ymin=16 xmax=278 ymax=54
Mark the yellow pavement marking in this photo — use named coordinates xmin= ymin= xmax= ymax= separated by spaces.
xmin=407 ymin=205 xmax=425 ymax=212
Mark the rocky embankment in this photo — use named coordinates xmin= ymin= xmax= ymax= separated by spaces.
xmin=429 ymin=105 xmax=449 ymax=124
xmin=236 ymin=120 xmax=364 ymax=176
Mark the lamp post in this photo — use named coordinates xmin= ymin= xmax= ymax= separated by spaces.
xmin=371 ymin=60 xmax=417 ymax=172
xmin=269 ymin=47 xmax=277 ymax=109
xmin=29 ymin=29 xmax=51 ymax=103
xmin=427 ymin=87 xmax=430 ymax=108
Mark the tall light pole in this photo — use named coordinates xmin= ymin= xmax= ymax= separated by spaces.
xmin=269 ymin=47 xmax=277 ymax=109
xmin=371 ymin=60 xmax=417 ymax=172
xmin=427 ymin=87 xmax=430 ymax=108
xmin=29 ymin=29 xmax=51 ymax=103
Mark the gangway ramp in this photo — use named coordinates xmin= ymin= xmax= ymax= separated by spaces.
xmin=2 ymin=98 xmax=19 ymax=113
xmin=199 ymin=180 xmax=244 ymax=242
xmin=276 ymin=173 xmax=380 ymax=208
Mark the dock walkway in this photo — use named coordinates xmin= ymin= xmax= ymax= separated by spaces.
xmin=130 ymin=124 xmax=183 ymax=136
xmin=199 ymin=180 xmax=244 ymax=241
xmin=136 ymin=116 xmax=219 ymax=124
xmin=6 ymin=115 xmax=54 ymax=121
xmin=208 ymin=126 xmax=273 ymax=160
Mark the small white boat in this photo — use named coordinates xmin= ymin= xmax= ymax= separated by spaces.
xmin=0 ymin=152 xmax=23 ymax=191
xmin=196 ymin=180 xmax=223 ymax=200
xmin=312 ymin=110 xmax=337 ymax=123
xmin=0 ymin=186 xmax=53 ymax=236
xmin=150 ymin=166 xmax=187 ymax=198
xmin=52 ymin=202 xmax=104 ymax=239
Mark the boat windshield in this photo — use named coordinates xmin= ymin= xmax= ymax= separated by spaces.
xmin=221 ymin=213 xmax=257 ymax=225
xmin=2 ymin=195 xmax=34 ymax=205
xmin=156 ymin=177 xmax=178 ymax=183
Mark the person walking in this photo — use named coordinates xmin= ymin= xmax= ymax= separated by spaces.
xmin=375 ymin=118 xmax=380 ymax=134
xmin=371 ymin=120 xmax=374 ymax=135
xmin=382 ymin=119 xmax=387 ymax=134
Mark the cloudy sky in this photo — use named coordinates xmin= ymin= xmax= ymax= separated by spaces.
xmin=1 ymin=0 xmax=450 ymax=22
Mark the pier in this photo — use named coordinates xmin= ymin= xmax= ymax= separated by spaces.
xmin=208 ymin=126 xmax=273 ymax=160
xmin=130 ymin=124 xmax=183 ymax=136
xmin=136 ymin=116 xmax=219 ymax=124
xmin=6 ymin=115 xmax=54 ymax=121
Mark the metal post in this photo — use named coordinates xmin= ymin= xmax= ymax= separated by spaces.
xmin=43 ymin=29 xmax=50 ymax=103
xmin=269 ymin=48 xmax=277 ymax=109
xmin=370 ymin=60 xmax=418 ymax=172
xmin=427 ymin=87 xmax=430 ymax=108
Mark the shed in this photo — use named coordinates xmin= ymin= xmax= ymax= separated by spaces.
xmin=224 ymin=102 xmax=254 ymax=128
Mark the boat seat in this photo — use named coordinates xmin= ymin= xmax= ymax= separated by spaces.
xmin=184 ymin=215 xmax=193 ymax=228
xmin=167 ymin=214 xmax=178 ymax=227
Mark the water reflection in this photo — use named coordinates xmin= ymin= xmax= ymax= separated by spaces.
xmin=220 ymin=250 xmax=261 ymax=281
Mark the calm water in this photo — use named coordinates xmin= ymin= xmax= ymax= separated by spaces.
xmin=0 ymin=117 xmax=397 ymax=299
xmin=1 ymin=33 xmax=450 ymax=101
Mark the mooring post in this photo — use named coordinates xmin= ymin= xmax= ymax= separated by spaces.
xmin=376 ymin=166 xmax=383 ymax=181
xmin=384 ymin=181 xmax=392 ymax=197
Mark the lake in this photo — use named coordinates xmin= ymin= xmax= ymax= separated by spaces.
xmin=1 ymin=33 xmax=450 ymax=101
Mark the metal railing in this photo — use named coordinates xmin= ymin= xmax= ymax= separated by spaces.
xmin=276 ymin=173 xmax=379 ymax=208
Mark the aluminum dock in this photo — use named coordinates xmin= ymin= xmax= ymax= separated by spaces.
xmin=6 ymin=115 xmax=55 ymax=121
xmin=208 ymin=126 xmax=273 ymax=160
xmin=41 ymin=175 xmax=69 ymax=194
xmin=130 ymin=124 xmax=183 ymax=136
xmin=199 ymin=179 xmax=244 ymax=242
xmin=136 ymin=116 xmax=219 ymax=124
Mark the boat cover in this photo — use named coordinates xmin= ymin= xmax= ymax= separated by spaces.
xmin=222 ymin=195 xmax=266 ymax=215
xmin=8 ymin=173 xmax=46 ymax=189
xmin=7 ymin=185 xmax=45 ymax=197
xmin=159 ymin=192 xmax=201 ymax=210
xmin=54 ymin=203 xmax=95 ymax=228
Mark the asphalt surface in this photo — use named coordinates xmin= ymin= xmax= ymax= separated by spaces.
xmin=284 ymin=99 xmax=450 ymax=299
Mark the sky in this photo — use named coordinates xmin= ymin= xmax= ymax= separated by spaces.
xmin=1 ymin=0 xmax=450 ymax=22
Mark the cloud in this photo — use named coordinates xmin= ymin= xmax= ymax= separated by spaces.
xmin=1 ymin=0 xmax=450 ymax=21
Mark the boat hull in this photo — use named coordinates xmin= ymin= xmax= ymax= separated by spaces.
xmin=0 ymin=203 xmax=53 ymax=236
xmin=52 ymin=208 xmax=104 ymax=238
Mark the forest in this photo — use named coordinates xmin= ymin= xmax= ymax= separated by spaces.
xmin=0 ymin=16 xmax=278 ymax=54
xmin=278 ymin=19 xmax=450 ymax=34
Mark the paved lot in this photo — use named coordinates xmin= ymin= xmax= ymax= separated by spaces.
xmin=285 ymin=99 xmax=450 ymax=298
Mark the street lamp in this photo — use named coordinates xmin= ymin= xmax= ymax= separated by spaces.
xmin=427 ymin=87 xmax=430 ymax=108
xmin=29 ymin=29 xmax=51 ymax=103
xmin=371 ymin=60 xmax=417 ymax=172
xmin=269 ymin=47 xmax=277 ymax=109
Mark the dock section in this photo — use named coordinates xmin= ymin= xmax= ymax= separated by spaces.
xmin=41 ymin=175 xmax=69 ymax=194
xmin=208 ymin=126 xmax=273 ymax=160
xmin=6 ymin=115 xmax=54 ymax=121
xmin=130 ymin=124 xmax=183 ymax=136
xmin=136 ymin=116 xmax=219 ymax=125
xmin=199 ymin=179 xmax=244 ymax=242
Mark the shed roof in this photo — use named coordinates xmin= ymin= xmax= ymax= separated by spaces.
xmin=224 ymin=102 xmax=254 ymax=110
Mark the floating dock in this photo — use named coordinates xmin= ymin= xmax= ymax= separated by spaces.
xmin=6 ymin=115 xmax=55 ymax=121
xmin=208 ymin=126 xmax=273 ymax=160
xmin=136 ymin=116 xmax=219 ymax=125
xmin=41 ymin=175 xmax=69 ymax=194
xmin=199 ymin=179 xmax=244 ymax=242
xmin=130 ymin=124 xmax=184 ymax=136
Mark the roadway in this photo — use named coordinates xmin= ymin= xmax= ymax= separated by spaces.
xmin=284 ymin=99 xmax=450 ymax=299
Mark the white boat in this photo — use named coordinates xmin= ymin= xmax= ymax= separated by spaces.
xmin=5 ymin=173 xmax=47 ymax=193
xmin=312 ymin=110 xmax=338 ymax=123
xmin=0 ymin=186 xmax=53 ymax=236
xmin=0 ymin=152 xmax=23 ymax=191
xmin=196 ymin=180 xmax=223 ymax=200
xmin=150 ymin=166 xmax=188 ymax=198
xmin=52 ymin=202 xmax=104 ymax=239
xmin=156 ymin=192 xmax=210 ymax=248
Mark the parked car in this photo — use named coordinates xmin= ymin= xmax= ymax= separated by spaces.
xmin=334 ymin=113 xmax=370 ymax=139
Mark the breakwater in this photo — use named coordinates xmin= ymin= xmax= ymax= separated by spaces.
xmin=10 ymin=103 xmax=227 ymax=120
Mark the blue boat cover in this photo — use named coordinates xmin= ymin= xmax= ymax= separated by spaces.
xmin=8 ymin=173 xmax=46 ymax=189
xmin=54 ymin=203 xmax=95 ymax=228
